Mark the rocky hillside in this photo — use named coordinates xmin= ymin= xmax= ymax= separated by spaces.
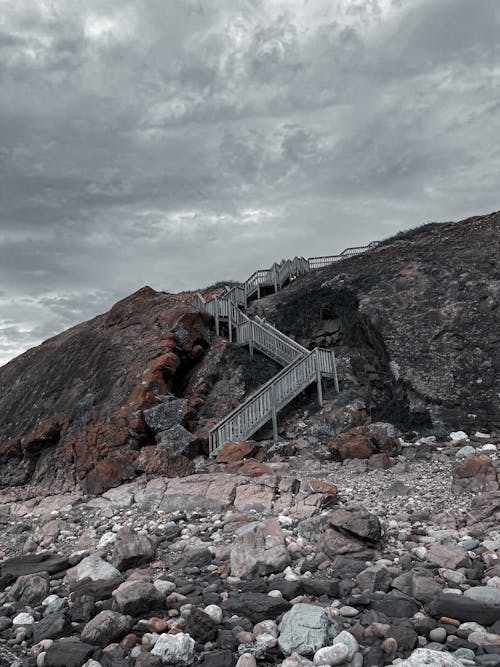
xmin=0 ymin=288 xmax=280 ymax=499
xmin=252 ymin=211 xmax=500 ymax=433
xmin=0 ymin=211 xmax=498 ymax=500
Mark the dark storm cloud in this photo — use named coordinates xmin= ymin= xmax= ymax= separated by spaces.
xmin=1 ymin=0 xmax=499 ymax=364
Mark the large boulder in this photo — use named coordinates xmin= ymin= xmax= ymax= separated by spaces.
xmin=143 ymin=397 xmax=185 ymax=432
xmin=230 ymin=519 xmax=291 ymax=579
xmin=278 ymin=603 xmax=339 ymax=656
xmin=452 ymin=455 xmax=498 ymax=492
xmin=7 ymin=572 xmax=50 ymax=606
xmin=111 ymin=527 xmax=155 ymax=571
xmin=81 ymin=610 xmax=132 ymax=647
xmin=112 ymin=580 xmax=164 ymax=616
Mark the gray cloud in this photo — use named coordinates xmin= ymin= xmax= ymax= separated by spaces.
xmin=0 ymin=0 xmax=499 ymax=365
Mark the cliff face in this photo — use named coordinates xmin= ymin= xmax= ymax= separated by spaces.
xmin=0 ymin=288 xmax=214 ymax=494
xmin=252 ymin=212 xmax=500 ymax=432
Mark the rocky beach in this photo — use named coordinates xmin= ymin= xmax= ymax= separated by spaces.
xmin=0 ymin=212 xmax=499 ymax=666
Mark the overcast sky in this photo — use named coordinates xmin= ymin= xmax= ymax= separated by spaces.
xmin=1 ymin=0 xmax=499 ymax=366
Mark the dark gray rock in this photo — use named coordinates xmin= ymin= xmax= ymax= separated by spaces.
xmin=392 ymin=568 xmax=442 ymax=603
xmin=0 ymin=553 xmax=68 ymax=577
xmin=427 ymin=594 xmax=500 ymax=625
xmin=8 ymin=572 xmax=50 ymax=606
xmin=112 ymin=580 xmax=163 ymax=616
xmin=143 ymin=397 xmax=185 ymax=432
xmin=32 ymin=611 xmax=71 ymax=644
xmin=134 ymin=654 xmax=163 ymax=667
xmin=200 ymin=650 xmax=235 ymax=667
xmin=44 ymin=638 xmax=98 ymax=667
xmin=328 ymin=505 xmax=382 ymax=543
xmin=111 ymin=527 xmax=155 ymax=571
xmin=221 ymin=592 xmax=290 ymax=623
xmin=156 ymin=424 xmax=198 ymax=456
xmin=184 ymin=608 xmax=218 ymax=643
xmin=81 ymin=609 xmax=132 ymax=647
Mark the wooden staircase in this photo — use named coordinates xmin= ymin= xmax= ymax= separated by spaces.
xmin=194 ymin=242 xmax=378 ymax=455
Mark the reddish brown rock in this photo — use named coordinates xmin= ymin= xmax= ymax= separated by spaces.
xmin=0 ymin=287 xmax=211 ymax=495
xmin=301 ymin=479 xmax=339 ymax=499
xmin=216 ymin=441 xmax=256 ymax=463
xmin=135 ymin=448 xmax=195 ymax=479
xmin=82 ymin=455 xmax=136 ymax=495
xmin=452 ymin=455 xmax=498 ymax=492
xmin=328 ymin=427 xmax=377 ymax=460
xmin=225 ymin=459 xmax=274 ymax=477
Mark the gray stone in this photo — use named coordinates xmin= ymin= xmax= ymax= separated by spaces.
xmin=427 ymin=544 xmax=471 ymax=569
xmin=151 ymin=632 xmax=195 ymax=665
xmin=143 ymin=397 xmax=185 ymax=433
xmin=112 ymin=580 xmax=163 ymax=616
xmin=332 ymin=631 xmax=358 ymax=659
xmin=111 ymin=527 xmax=155 ymax=571
xmin=156 ymin=424 xmax=197 ymax=456
xmin=76 ymin=555 xmax=121 ymax=582
xmin=81 ymin=610 xmax=132 ymax=648
xmin=392 ymin=569 xmax=442 ymax=603
xmin=231 ymin=519 xmax=291 ymax=579
xmin=464 ymin=587 xmax=500 ymax=605
xmin=278 ymin=603 xmax=339 ymax=657
xmin=32 ymin=611 xmax=71 ymax=643
xmin=8 ymin=572 xmax=50 ymax=606
xmin=456 ymin=445 xmax=476 ymax=459
xmin=313 ymin=643 xmax=350 ymax=665
xmin=394 ymin=648 xmax=463 ymax=666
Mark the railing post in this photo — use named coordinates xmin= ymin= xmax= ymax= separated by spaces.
xmin=215 ymin=300 xmax=220 ymax=337
xmin=315 ymin=351 xmax=323 ymax=407
xmin=228 ymin=304 xmax=232 ymax=342
xmin=332 ymin=351 xmax=339 ymax=393
xmin=271 ymin=384 xmax=278 ymax=444
xmin=249 ymin=323 xmax=254 ymax=358
xmin=274 ymin=268 xmax=278 ymax=293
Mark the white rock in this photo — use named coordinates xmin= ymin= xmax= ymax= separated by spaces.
xmin=332 ymin=630 xmax=358 ymax=659
xmin=279 ymin=515 xmax=294 ymax=527
xmin=12 ymin=612 xmax=34 ymax=626
xmin=450 ymin=431 xmax=468 ymax=442
xmin=76 ymin=554 xmax=121 ymax=582
xmin=203 ymin=604 xmax=223 ymax=624
xmin=42 ymin=594 xmax=60 ymax=606
xmin=268 ymin=589 xmax=284 ymax=598
xmin=394 ymin=648 xmax=464 ymax=666
xmin=281 ymin=654 xmax=314 ymax=667
xmin=151 ymin=632 xmax=195 ymax=665
xmin=153 ymin=579 xmax=176 ymax=595
xmin=284 ymin=566 xmax=299 ymax=581
xmin=97 ymin=531 xmax=117 ymax=548
xmin=478 ymin=443 xmax=497 ymax=452
xmin=313 ymin=643 xmax=350 ymax=665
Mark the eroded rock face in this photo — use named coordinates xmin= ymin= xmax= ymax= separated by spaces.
xmin=0 ymin=288 xmax=211 ymax=495
xmin=251 ymin=212 xmax=500 ymax=432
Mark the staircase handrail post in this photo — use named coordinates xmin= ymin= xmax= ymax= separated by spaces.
xmin=314 ymin=349 xmax=324 ymax=407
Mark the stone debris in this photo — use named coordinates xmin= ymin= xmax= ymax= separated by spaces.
xmin=0 ymin=431 xmax=497 ymax=666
